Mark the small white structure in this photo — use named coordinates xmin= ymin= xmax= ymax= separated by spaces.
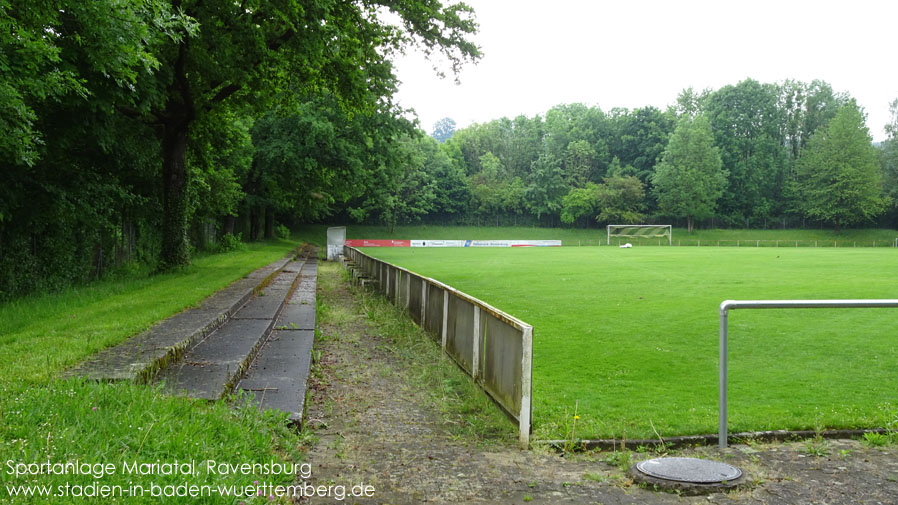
xmin=326 ymin=227 xmax=346 ymax=261
xmin=620 ymin=243 xmax=633 ymax=248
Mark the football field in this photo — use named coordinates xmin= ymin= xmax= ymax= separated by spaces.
xmin=361 ymin=246 xmax=898 ymax=440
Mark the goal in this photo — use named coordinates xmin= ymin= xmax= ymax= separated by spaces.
xmin=607 ymin=225 xmax=672 ymax=246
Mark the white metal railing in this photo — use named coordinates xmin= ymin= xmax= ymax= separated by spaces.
xmin=718 ymin=299 xmax=898 ymax=448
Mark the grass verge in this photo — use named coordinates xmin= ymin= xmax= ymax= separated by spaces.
xmin=315 ymin=260 xmax=514 ymax=445
xmin=0 ymin=239 xmax=309 ymax=504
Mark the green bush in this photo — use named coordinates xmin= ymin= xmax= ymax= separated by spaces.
xmin=275 ymin=224 xmax=291 ymax=240
xmin=216 ymin=232 xmax=247 ymax=252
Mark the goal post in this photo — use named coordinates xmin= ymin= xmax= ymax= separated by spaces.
xmin=607 ymin=225 xmax=672 ymax=246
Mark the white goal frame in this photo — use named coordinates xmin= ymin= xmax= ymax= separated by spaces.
xmin=607 ymin=224 xmax=672 ymax=246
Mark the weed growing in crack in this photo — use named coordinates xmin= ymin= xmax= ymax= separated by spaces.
xmin=604 ymin=450 xmax=633 ymax=471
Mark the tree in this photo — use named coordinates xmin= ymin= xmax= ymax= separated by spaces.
xmin=886 ymin=98 xmax=898 ymax=139
xmin=449 ymin=118 xmax=512 ymax=174
xmin=249 ymin=94 xmax=386 ymax=234
xmin=608 ymin=106 xmax=674 ymax=213
xmin=595 ymin=175 xmax=645 ymax=224
xmin=425 ymin=138 xmax=471 ymax=222
xmin=779 ymin=79 xmax=851 ymax=160
xmin=652 ymin=116 xmax=726 ymax=232
xmin=882 ymin=99 xmax=898 ymax=226
xmin=672 ymin=87 xmax=711 ymax=118
xmin=560 ymin=184 xmax=599 ymax=225
xmin=0 ymin=1 xmax=194 ymax=296
xmin=564 ymin=139 xmax=598 ymax=187
xmin=525 ymin=153 xmax=567 ymax=225
xmin=0 ymin=0 xmax=190 ymax=167
xmin=506 ymin=114 xmax=544 ymax=178
xmin=128 ymin=0 xmax=480 ymax=269
xmin=705 ymin=79 xmax=789 ymax=226
xmin=348 ymin=132 xmax=437 ymax=231
xmin=793 ymin=104 xmax=887 ymax=232
xmin=470 ymin=152 xmax=506 ymax=223
xmin=431 ymin=117 xmax=457 ymax=142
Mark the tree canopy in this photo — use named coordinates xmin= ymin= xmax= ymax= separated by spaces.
xmin=793 ymin=103 xmax=887 ymax=231
xmin=652 ymin=116 xmax=727 ymax=232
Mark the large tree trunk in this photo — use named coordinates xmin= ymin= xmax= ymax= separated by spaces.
xmin=223 ymin=215 xmax=236 ymax=236
xmin=250 ymin=207 xmax=261 ymax=241
xmin=158 ymin=42 xmax=194 ymax=270
xmin=160 ymin=123 xmax=190 ymax=269
xmin=687 ymin=215 xmax=695 ymax=233
xmin=264 ymin=208 xmax=274 ymax=239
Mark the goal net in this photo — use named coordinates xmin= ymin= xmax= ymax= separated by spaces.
xmin=607 ymin=225 xmax=672 ymax=246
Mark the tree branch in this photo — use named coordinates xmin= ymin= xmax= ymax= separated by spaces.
xmin=209 ymin=83 xmax=241 ymax=105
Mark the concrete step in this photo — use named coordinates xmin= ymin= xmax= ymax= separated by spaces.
xmin=159 ymin=262 xmax=306 ymax=399
xmin=237 ymin=257 xmax=318 ymax=423
xmin=66 ymin=248 xmax=304 ymax=383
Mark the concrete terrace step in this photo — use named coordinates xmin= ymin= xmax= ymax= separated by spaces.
xmin=237 ymin=256 xmax=318 ymax=423
xmin=158 ymin=258 xmax=307 ymax=400
xmin=67 ymin=246 xmax=306 ymax=384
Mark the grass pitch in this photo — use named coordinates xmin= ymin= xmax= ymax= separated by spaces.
xmin=362 ymin=246 xmax=898 ymax=441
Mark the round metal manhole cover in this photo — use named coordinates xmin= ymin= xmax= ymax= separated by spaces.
xmin=635 ymin=457 xmax=742 ymax=484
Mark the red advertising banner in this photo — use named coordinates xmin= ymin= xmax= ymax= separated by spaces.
xmin=344 ymin=239 xmax=411 ymax=247
xmin=345 ymin=239 xmax=562 ymax=248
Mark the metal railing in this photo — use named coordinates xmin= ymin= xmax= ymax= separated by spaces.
xmin=343 ymin=246 xmax=534 ymax=448
xmin=718 ymin=299 xmax=898 ymax=448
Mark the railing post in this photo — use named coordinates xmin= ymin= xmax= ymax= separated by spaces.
xmin=719 ymin=303 xmax=729 ymax=448
xmin=441 ymin=290 xmax=449 ymax=349
xmin=421 ymin=280 xmax=427 ymax=326
xmin=472 ymin=306 xmax=481 ymax=380
xmin=520 ymin=325 xmax=533 ymax=449
xmin=405 ymin=272 xmax=411 ymax=309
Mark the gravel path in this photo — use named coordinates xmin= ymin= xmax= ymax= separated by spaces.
xmin=300 ymin=261 xmax=898 ymax=504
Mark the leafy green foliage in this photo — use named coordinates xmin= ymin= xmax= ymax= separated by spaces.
xmin=862 ymin=432 xmax=890 ymax=447
xmin=526 ymin=153 xmax=568 ymax=224
xmin=705 ymin=79 xmax=789 ymax=225
xmin=882 ymin=100 xmax=898 ymax=226
xmin=794 ymin=103 xmax=888 ymax=231
xmin=215 ymin=233 xmax=247 ymax=253
xmin=0 ymin=0 xmax=482 ymax=294
xmin=652 ymin=116 xmax=726 ymax=232
xmin=595 ymin=175 xmax=645 ymax=223
xmin=560 ymin=184 xmax=600 ymax=225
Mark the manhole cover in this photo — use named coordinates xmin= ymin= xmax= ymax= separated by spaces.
xmin=635 ymin=457 xmax=742 ymax=483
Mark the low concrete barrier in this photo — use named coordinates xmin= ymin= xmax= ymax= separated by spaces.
xmin=344 ymin=246 xmax=533 ymax=448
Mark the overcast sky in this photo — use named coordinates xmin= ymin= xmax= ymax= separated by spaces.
xmin=392 ymin=0 xmax=897 ymax=141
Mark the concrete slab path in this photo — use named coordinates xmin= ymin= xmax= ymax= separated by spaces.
xmin=237 ymin=254 xmax=318 ymax=422
xmin=70 ymin=245 xmax=319 ymax=425
xmin=67 ymin=249 xmax=303 ymax=383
